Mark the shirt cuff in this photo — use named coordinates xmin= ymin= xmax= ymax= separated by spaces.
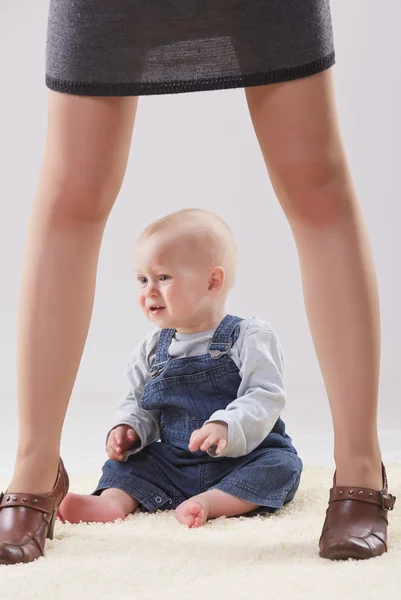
xmin=203 ymin=410 xmax=247 ymax=458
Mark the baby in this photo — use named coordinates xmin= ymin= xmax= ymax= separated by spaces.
xmin=59 ymin=208 xmax=303 ymax=528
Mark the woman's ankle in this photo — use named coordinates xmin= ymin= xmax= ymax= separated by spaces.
xmin=15 ymin=442 xmax=60 ymax=465
xmin=334 ymin=444 xmax=382 ymax=468
xmin=10 ymin=454 xmax=61 ymax=493
xmin=334 ymin=453 xmax=383 ymax=488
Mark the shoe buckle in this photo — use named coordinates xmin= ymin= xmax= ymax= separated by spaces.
xmin=380 ymin=491 xmax=395 ymax=510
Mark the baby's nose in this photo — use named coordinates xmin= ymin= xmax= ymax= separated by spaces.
xmin=147 ymin=286 xmax=159 ymax=298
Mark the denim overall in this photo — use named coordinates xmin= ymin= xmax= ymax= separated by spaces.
xmin=94 ymin=315 xmax=303 ymax=513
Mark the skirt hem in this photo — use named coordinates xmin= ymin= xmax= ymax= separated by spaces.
xmin=46 ymin=52 xmax=335 ymax=97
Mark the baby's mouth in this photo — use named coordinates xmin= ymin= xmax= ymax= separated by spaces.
xmin=149 ymin=306 xmax=165 ymax=314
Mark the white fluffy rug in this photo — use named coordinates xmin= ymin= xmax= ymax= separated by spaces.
xmin=0 ymin=465 xmax=400 ymax=600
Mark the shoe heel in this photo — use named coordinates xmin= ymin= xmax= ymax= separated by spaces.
xmin=47 ymin=511 xmax=57 ymax=540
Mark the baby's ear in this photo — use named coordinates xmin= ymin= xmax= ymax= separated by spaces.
xmin=207 ymin=266 xmax=225 ymax=296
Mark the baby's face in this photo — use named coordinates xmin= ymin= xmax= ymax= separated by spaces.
xmin=134 ymin=234 xmax=212 ymax=331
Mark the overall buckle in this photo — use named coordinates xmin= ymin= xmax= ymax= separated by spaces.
xmin=207 ymin=339 xmax=233 ymax=359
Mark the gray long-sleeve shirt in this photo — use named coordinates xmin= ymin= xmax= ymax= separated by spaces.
xmin=109 ymin=316 xmax=286 ymax=459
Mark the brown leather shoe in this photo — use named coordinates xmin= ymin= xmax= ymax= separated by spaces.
xmin=0 ymin=458 xmax=69 ymax=565
xmin=319 ymin=462 xmax=396 ymax=560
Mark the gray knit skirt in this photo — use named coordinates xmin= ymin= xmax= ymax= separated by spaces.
xmin=45 ymin=0 xmax=335 ymax=97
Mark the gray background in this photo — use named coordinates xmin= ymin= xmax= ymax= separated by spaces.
xmin=0 ymin=1 xmax=400 ymax=477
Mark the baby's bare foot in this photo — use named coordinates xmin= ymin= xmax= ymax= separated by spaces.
xmin=58 ymin=492 xmax=125 ymax=524
xmin=175 ymin=499 xmax=208 ymax=528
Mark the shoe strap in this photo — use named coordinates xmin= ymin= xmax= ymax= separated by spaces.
xmin=0 ymin=491 xmax=54 ymax=515
xmin=329 ymin=486 xmax=396 ymax=510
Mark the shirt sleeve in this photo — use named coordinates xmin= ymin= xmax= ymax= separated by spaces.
xmin=203 ymin=319 xmax=286 ymax=458
xmin=106 ymin=331 xmax=161 ymax=460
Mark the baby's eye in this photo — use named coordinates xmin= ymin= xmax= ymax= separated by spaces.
xmin=159 ymin=274 xmax=170 ymax=281
xmin=138 ymin=276 xmax=148 ymax=285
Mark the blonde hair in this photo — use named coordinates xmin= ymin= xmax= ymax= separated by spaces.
xmin=137 ymin=208 xmax=237 ymax=293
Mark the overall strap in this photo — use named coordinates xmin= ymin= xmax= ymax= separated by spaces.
xmin=207 ymin=314 xmax=243 ymax=358
xmin=150 ymin=328 xmax=175 ymax=376
xmin=150 ymin=315 xmax=244 ymax=377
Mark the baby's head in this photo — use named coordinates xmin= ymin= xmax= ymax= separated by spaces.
xmin=133 ymin=209 xmax=237 ymax=332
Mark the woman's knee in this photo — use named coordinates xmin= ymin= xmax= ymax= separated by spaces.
xmin=36 ymin=164 xmax=123 ymax=226
xmin=271 ymin=156 xmax=355 ymax=228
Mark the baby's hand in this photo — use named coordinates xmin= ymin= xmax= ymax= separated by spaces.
xmin=107 ymin=425 xmax=139 ymax=461
xmin=188 ymin=422 xmax=228 ymax=455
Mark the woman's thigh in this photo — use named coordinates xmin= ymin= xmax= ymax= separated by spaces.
xmin=37 ymin=91 xmax=138 ymax=223
xmin=245 ymin=70 xmax=354 ymax=225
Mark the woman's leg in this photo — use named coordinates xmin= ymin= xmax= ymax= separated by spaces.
xmin=245 ymin=70 xmax=382 ymax=491
xmin=9 ymin=91 xmax=138 ymax=494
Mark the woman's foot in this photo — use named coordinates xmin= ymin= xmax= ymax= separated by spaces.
xmin=58 ymin=493 xmax=126 ymax=524
xmin=0 ymin=458 xmax=69 ymax=565
xmin=175 ymin=499 xmax=209 ymax=528
xmin=319 ymin=462 xmax=396 ymax=560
